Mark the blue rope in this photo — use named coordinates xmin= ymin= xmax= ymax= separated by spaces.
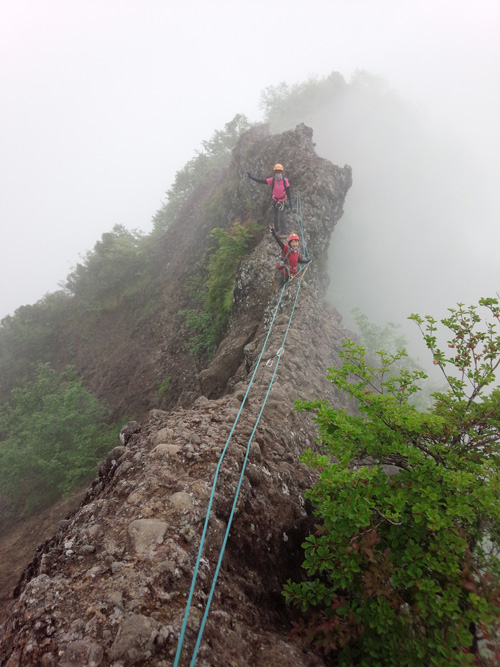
xmin=294 ymin=192 xmax=309 ymax=259
xmin=173 ymin=279 xmax=288 ymax=667
xmin=189 ymin=270 xmax=307 ymax=666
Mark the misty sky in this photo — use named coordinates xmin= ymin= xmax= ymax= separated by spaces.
xmin=1 ymin=0 xmax=499 ymax=326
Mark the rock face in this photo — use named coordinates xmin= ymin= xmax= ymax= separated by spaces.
xmin=0 ymin=124 xmax=352 ymax=665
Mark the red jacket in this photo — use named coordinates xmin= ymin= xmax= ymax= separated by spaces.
xmin=271 ymin=228 xmax=309 ymax=276
xmin=277 ymin=243 xmax=301 ymax=276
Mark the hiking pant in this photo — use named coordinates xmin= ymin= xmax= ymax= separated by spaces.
xmin=274 ymin=268 xmax=286 ymax=289
xmin=272 ymin=201 xmax=287 ymax=235
xmin=275 ymin=266 xmax=293 ymax=289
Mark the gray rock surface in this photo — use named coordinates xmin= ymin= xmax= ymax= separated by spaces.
xmin=0 ymin=123 xmax=352 ymax=666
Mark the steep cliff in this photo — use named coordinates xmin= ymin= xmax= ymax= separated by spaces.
xmin=0 ymin=124 xmax=353 ymax=665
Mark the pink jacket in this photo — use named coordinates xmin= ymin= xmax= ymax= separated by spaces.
xmin=266 ymin=177 xmax=290 ymax=202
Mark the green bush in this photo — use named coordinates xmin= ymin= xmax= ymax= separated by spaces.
xmin=352 ymin=309 xmax=443 ymax=411
xmin=64 ymin=224 xmax=147 ymax=308
xmin=0 ymin=291 xmax=72 ymax=397
xmin=0 ymin=363 xmax=119 ymax=517
xmin=153 ymin=114 xmax=251 ymax=235
xmin=180 ymin=221 xmax=259 ymax=358
xmin=353 ymin=309 xmax=413 ymax=365
xmin=156 ymin=376 xmax=172 ymax=401
xmin=284 ymin=298 xmax=500 ymax=665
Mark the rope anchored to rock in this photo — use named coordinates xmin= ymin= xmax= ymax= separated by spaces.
xmin=265 ymin=346 xmax=284 ymax=367
xmin=174 ymin=221 xmax=310 ymax=665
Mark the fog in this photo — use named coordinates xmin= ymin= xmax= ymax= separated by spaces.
xmin=1 ymin=0 xmax=499 ymax=353
xmin=321 ymin=74 xmax=500 ymax=361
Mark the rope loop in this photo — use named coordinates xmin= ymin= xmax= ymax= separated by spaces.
xmin=265 ymin=346 xmax=284 ymax=368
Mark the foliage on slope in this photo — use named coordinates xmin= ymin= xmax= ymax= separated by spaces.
xmin=0 ymin=115 xmax=253 ymax=403
xmin=179 ymin=219 xmax=260 ymax=360
xmin=0 ymin=116 xmax=255 ymax=526
xmin=285 ymin=297 xmax=500 ymax=664
xmin=0 ymin=363 xmax=121 ymax=524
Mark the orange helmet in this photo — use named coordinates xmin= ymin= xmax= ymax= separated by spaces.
xmin=288 ymin=233 xmax=299 ymax=242
xmin=274 ymin=163 xmax=284 ymax=171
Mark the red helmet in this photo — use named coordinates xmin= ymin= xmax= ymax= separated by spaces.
xmin=288 ymin=233 xmax=299 ymax=242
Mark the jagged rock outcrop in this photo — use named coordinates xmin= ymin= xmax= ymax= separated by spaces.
xmin=0 ymin=124 xmax=352 ymax=665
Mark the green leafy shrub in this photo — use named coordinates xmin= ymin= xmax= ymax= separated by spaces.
xmin=178 ymin=309 xmax=220 ymax=359
xmin=153 ymin=114 xmax=251 ymax=235
xmin=353 ymin=308 xmax=414 ymax=365
xmin=352 ymin=308 xmax=443 ymax=411
xmin=180 ymin=221 xmax=259 ymax=358
xmin=0 ymin=291 xmax=72 ymax=397
xmin=156 ymin=376 xmax=172 ymax=401
xmin=64 ymin=224 xmax=147 ymax=309
xmin=0 ymin=363 xmax=119 ymax=518
xmin=284 ymin=298 xmax=500 ymax=665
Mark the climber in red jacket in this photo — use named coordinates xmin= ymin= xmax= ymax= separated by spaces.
xmin=270 ymin=227 xmax=310 ymax=287
xmin=247 ymin=163 xmax=292 ymax=237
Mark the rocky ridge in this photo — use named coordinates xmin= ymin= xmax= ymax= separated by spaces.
xmin=0 ymin=124 xmax=353 ymax=665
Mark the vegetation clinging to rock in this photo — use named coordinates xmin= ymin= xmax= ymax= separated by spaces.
xmin=285 ymin=297 xmax=500 ymax=664
xmin=152 ymin=114 xmax=251 ymax=235
xmin=179 ymin=220 xmax=260 ymax=359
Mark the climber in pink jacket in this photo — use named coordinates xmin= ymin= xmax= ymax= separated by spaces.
xmin=247 ymin=163 xmax=292 ymax=237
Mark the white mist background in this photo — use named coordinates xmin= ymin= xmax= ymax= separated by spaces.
xmin=1 ymin=0 xmax=499 ymax=350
